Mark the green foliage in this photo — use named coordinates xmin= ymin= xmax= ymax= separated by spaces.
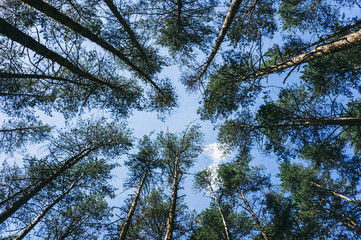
xmin=278 ymin=0 xmax=350 ymax=32
xmin=191 ymin=204 xmax=253 ymax=240
xmin=0 ymin=116 xmax=53 ymax=154
xmin=301 ymin=45 xmax=361 ymax=97
xmin=50 ymin=118 xmax=134 ymax=157
xmin=157 ymin=124 xmax=204 ymax=183
xmin=263 ymin=192 xmax=330 ymax=240
xmin=1 ymin=0 xmax=361 ymax=237
xmin=124 ymin=188 xmax=194 ymax=240
xmin=199 ymin=53 xmax=262 ymax=120
xmin=228 ymin=0 xmax=277 ymax=46
xmin=218 ymin=157 xmax=271 ymax=194
xmin=124 ymin=134 xmax=161 ymax=188
xmin=277 ymin=162 xmax=361 ymax=238
xmin=134 ymin=0 xmax=217 ymax=60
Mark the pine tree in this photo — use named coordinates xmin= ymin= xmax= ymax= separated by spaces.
xmin=157 ymin=125 xmax=203 ymax=240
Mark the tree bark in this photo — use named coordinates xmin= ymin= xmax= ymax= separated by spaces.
xmin=194 ymin=0 xmax=243 ymax=84
xmin=281 ymin=19 xmax=361 ymax=61
xmin=239 ymin=117 xmax=361 ymax=129
xmin=20 ymin=0 xmax=161 ymax=92
xmin=164 ymin=156 xmax=180 ymax=240
xmin=14 ymin=174 xmax=84 ymax=240
xmin=0 ymin=147 xmax=95 ymax=224
xmin=118 ymin=166 xmax=150 ymax=240
xmin=208 ymin=182 xmax=230 ymax=240
xmin=0 ymin=18 xmax=121 ymax=92
xmin=237 ymin=28 xmax=361 ymax=83
xmin=237 ymin=187 xmax=269 ymax=240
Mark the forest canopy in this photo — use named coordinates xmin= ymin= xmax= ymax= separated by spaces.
xmin=0 ymin=0 xmax=361 ymax=239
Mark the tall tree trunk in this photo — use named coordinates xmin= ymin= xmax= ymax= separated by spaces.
xmin=20 ymin=0 xmax=161 ymax=92
xmin=102 ymin=0 xmax=148 ymax=60
xmin=0 ymin=72 xmax=90 ymax=86
xmin=0 ymin=147 xmax=95 ymax=224
xmin=239 ymin=117 xmax=361 ymax=129
xmin=281 ymin=19 xmax=361 ymax=61
xmin=0 ymin=18 xmax=120 ymax=92
xmin=208 ymin=182 xmax=230 ymax=240
xmin=193 ymin=0 xmax=243 ymax=84
xmin=312 ymin=182 xmax=361 ymax=207
xmin=237 ymin=187 xmax=269 ymax=240
xmin=164 ymin=156 xmax=180 ymax=240
xmin=14 ymin=174 xmax=84 ymax=240
xmin=237 ymin=28 xmax=361 ymax=83
xmin=118 ymin=166 xmax=150 ymax=240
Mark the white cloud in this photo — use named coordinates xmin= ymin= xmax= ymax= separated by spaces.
xmin=204 ymin=142 xmax=226 ymax=168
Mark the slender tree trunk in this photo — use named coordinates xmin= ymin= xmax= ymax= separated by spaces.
xmin=320 ymin=196 xmax=361 ymax=234
xmin=0 ymin=126 xmax=46 ymax=133
xmin=59 ymin=214 xmax=90 ymax=240
xmin=14 ymin=174 xmax=84 ymax=240
xmin=329 ymin=158 xmax=361 ymax=178
xmin=193 ymin=0 xmax=243 ymax=84
xmin=208 ymin=183 xmax=230 ymax=240
xmin=102 ymin=0 xmax=148 ymax=60
xmin=0 ymin=147 xmax=95 ymax=224
xmin=118 ymin=166 xmax=150 ymax=240
xmin=312 ymin=182 xmax=361 ymax=207
xmin=20 ymin=0 xmax=161 ymax=92
xmin=0 ymin=72 xmax=90 ymax=86
xmin=239 ymin=117 xmax=361 ymax=129
xmin=237 ymin=187 xmax=269 ymax=240
xmin=176 ymin=0 xmax=182 ymax=32
xmin=0 ymin=18 xmax=120 ymax=92
xmin=164 ymin=156 xmax=180 ymax=240
xmin=237 ymin=28 xmax=361 ymax=83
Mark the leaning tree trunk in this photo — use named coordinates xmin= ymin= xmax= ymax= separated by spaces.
xmin=193 ymin=0 xmax=243 ymax=84
xmin=280 ymin=19 xmax=361 ymax=61
xmin=0 ymin=72 xmax=90 ymax=86
xmin=20 ymin=0 xmax=160 ymax=92
xmin=237 ymin=187 xmax=269 ymax=240
xmin=14 ymin=174 xmax=84 ymax=240
xmin=0 ymin=147 xmax=95 ymax=224
xmin=164 ymin=156 xmax=180 ymax=240
xmin=208 ymin=182 xmax=230 ymax=240
xmin=239 ymin=117 xmax=361 ymax=130
xmin=237 ymin=27 xmax=361 ymax=83
xmin=118 ymin=166 xmax=150 ymax=240
xmin=0 ymin=18 xmax=121 ymax=92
